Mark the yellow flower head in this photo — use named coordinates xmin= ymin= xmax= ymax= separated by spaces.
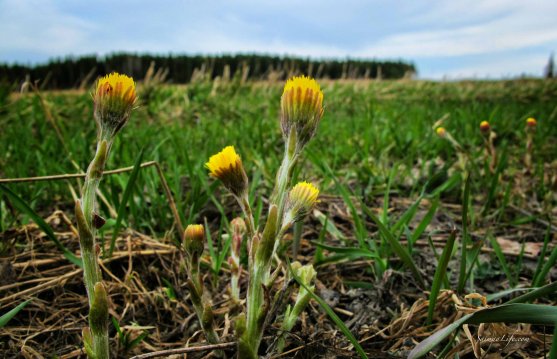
xmin=435 ymin=127 xmax=447 ymax=138
xmin=93 ymin=72 xmax=137 ymax=140
xmin=283 ymin=181 xmax=319 ymax=226
xmin=281 ymin=75 xmax=324 ymax=151
xmin=205 ymin=146 xmax=248 ymax=197
xmin=184 ymin=224 xmax=205 ymax=258
xmin=480 ymin=120 xmax=490 ymax=133
xmin=526 ymin=117 xmax=537 ymax=128
xmin=96 ymin=73 xmax=136 ymax=103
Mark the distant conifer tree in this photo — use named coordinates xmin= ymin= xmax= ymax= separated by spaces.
xmin=545 ymin=53 xmax=554 ymax=79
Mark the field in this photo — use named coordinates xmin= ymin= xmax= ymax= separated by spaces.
xmin=1 ymin=78 xmax=556 ymax=358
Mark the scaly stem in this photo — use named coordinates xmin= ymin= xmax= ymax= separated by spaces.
xmin=238 ymin=194 xmax=256 ymax=239
xmin=76 ymin=140 xmax=110 ymax=359
xmin=242 ymin=205 xmax=278 ymax=357
xmin=271 ymin=130 xmax=298 ymax=237
xmin=184 ymin=244 xmax=221 ymax=353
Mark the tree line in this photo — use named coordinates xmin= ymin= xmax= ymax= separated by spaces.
xmin=0 ymin=53 xmax=416 ymax=89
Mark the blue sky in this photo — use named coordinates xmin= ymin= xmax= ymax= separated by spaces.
xmin=1 ymin=0 xmax=556 ymax=79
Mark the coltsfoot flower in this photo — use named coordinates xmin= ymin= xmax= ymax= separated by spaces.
xmin=184 ymin=224 xmax=205 ymax=258
xmin=94 ymin=72 xmax=136 ymax=140
xmin=283 ymin=181 xmax=319 ymax=227
xmin=206 ymin=146 xmax=249 ymax=197
xmin=280 ymin=76 xmax=324 ymax=151
xmin=526 ymin=117 xmax=537 ymax=129
xmin=480 ymin=120 xmax=490 ymax=133
xmin=435 ymin=126 xmax=446 ymax=138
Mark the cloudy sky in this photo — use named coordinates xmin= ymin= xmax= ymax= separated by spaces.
xmin=1 ymin=0 xmax=556 ymax=79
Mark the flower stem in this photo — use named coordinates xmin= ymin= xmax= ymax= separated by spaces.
xmin=76 ymin=140 xmax=110 ymax=359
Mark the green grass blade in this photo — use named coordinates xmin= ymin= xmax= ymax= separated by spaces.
xmin=0 ymin=184 xmax=82 ymax=267
xmin=204 ymin=217 xmax=216 ymax=272
xmin=482 ymin=145 xmax=507 ymax=215
xmin=314 ymin=210 xmax=347 ymax=243
xmin=391 ymin=194 xmax=424 ymax=234
xmin=311 ymin=240 xmax=377 ymax=259
xmin=463 ymin=239 xmax=483 ymax=285
xmin=108 ymin=148 xmax=144 ymax=258
xmin=487 ymin=233 xmax=514 ymax=286
xmin=551 ymin=325 xmax=557 ymax=359
xmin=486 ymin=287 xmax=534 ymax=303
xmin=381 ymin=166 xmax=396 ymax=225
xmin=314 ymin=216 xmax=328 ymax=264
xmin=427 ymin=229 xmax=456 ymax=324
xmin=128 ymin=331 xmax=149 ymax=350
xmin=410 ymin=197 xmax=439 ymax=246
xmin=0 ymin=300 xmax=30 ymax=328
xmin=457 ymin=174 xmax=471 ymax=293
xmin=286 ymin=258 xmax=368 ymax=359
xmin=409 ymin=303 xmax=557 ymax=359
xmin=532 ymin=224 xmax=554 ymax=287
xmin=361 ymin=200 xmax=425 ymax=287
xmin=309 ymin=155 xmax=367 ymax=247
xmin=506 ymin=281 xmax=557 ymax=304
xmin=533 ymin=245 xmax=557 ymax=288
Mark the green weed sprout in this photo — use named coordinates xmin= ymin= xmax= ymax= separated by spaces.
xmin=205 ymin=75 xmax=323 ymax=357
xmin=479 ymin=120 xmax=497 ymax=173
xmin=76 ymin=72 xmax=136 ymax=359
xmin=182 ymin=224 xmax=220 ymax=345
xmin=524 ymin=117 xmax=537 ymax=173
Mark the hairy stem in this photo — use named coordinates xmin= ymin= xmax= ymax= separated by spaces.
xmin=76 ymin=140 xmax=110 ymax=359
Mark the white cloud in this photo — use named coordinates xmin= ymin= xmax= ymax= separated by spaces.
xmin=0 ymin=0 xmax=97 ymax=56
xmin=0 ymin=0 xmax=556 ymax=79
xmin=357 ymin=2 xmax=557 ymax=58
xmin=425 ymin=53 xmax=550 ymax=79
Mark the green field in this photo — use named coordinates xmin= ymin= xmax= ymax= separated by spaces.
xmin=1 ymin=78 xmax=556 ymax=357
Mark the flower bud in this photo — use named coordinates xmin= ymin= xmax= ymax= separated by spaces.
xmin=230 ymin=217 xmax=246 ymax=257
xmin=526 ymin=117 xmax=537 ymax=129
xmin=184 ymin=224 xmax=205 ymax=259
xmin=205 ymin=146 xmax=249 ymax=198
xmin=296 ymin=263 xmax=317 ymax=286
xmin=435 ymin=126 xmax=446 ymax=138
xmin=283 ymin=182 xmax=319 ymax=227
xmin=479 ymin=120 xmax=490 ymax=134
xmin=280 ymin=76 xmax=324 ymax=151
xmin=93 ymin=72 xmax=136 ymax=141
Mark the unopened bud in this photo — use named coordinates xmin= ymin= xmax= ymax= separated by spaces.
xmin=184 ymin=224 xmax=205 ymax=258
xmin=526 ymin=117 xmax=537 ymax=129
xmin=479 ymin=120 xmax=490 ymax=134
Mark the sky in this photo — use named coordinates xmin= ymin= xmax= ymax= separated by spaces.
xmin=0 ymin=0 xmax=556 ymax=79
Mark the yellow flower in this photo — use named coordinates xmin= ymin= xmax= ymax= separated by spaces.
xmin=283 ymin=181 xmax=319 ymax=226
xmin=480 ymin=120 xmax=490 ymax=133
xmin=280 ymin=75 xmax=324 ymax=151
xmin=93 ymin=72 xmax=137 ymax=140
xmin=435 ymin=127 xmax=446 ymax=138
xmin=526 ymin=117 xmax=537 ymax=128
xmin=184 ymin=224 xmax=205 ymax=257
xmin=205 ymin=146 xmax=248 ymax=197
xmin=95 ymin=73 xmax=136 ymax=104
